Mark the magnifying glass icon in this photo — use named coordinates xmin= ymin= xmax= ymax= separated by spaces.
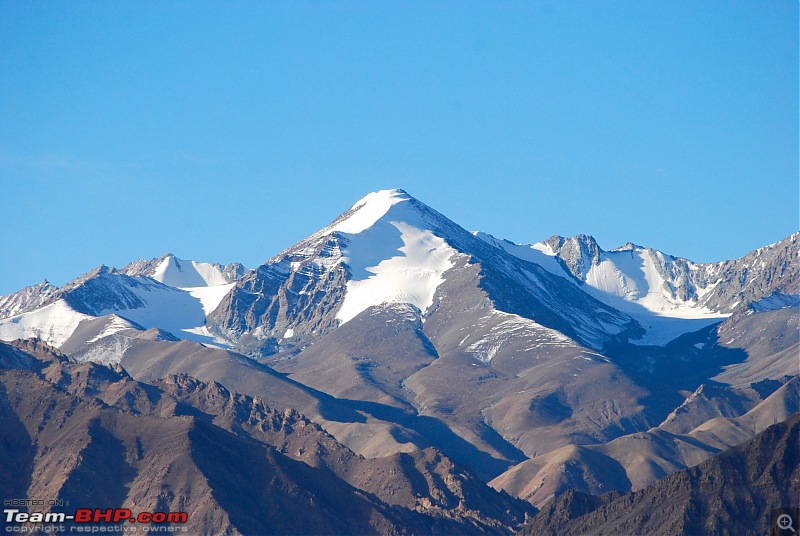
xmin=778 ymin=514 xmax=796 ymax=533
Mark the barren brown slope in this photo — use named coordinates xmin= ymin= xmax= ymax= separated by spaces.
xmin=153 ymin=372 xmax=533 ymax=531
xmin=491 ymin=376 xmax=799 ymax=508
xmin=520 ymin=411 xmax=800 ymax=536
xmin=273 ymin=261 xmax=651 ymax=482
xmin=0 ymin=366 xmax=237 ymax=533
xmin=1 ymin=339 xmax=533 ymax=534
xmin=71 ymin=329 xmax=447 ymax=461
xmin=491 ymin=305 xmax=798 ymax=507
xmin=0 ymin=340 xmax=492 ymax=535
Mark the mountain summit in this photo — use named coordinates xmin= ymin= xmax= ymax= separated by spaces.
xmin=0 ymin=188 xmax=797 ymax=519
xmin=205 ymin=188 xmax=646 ymax=357
xmin=1 ymin=189 xmax=796 ymax=358
xmin=309 ymin=188 xmax=462 ymax=323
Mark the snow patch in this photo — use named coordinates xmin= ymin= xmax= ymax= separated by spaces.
xmin=76 ymin=334 xmax=132 ymax=365
xmin=97 ymin=282 xmax=231 ymax=348
xmin=183 ymin=283 xmax=235 ymax=316
xmin=152 ymin=255 xmax=230 ymax=287
xmin=331 ymin=189 xmax=409 ymax=234
xmin=474 ymin=233 xmax=568 ymax=280
xmin=466 ymin=310 xmax=575 ymax=364
xmin=0 ymin=300 xmax=91 ymax=347
xmin=86 ymin=315 xmax=138 ymax=344
xmin=336 ymin=220 xmax=456 ymax=324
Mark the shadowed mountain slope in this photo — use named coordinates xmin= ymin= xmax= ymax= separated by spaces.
xmin=0 ymin=339 xmax=532 ymax=534
xmin=520 ymin=411 xmax=800 ymax=535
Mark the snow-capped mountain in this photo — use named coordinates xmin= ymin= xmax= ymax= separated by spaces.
xmin=0 ymin=188 xmax=797 ymax=517
xmin=476 ymin=233 xmax=719 ymax=314
xmin=0 ymin=255 xmax=248 ymax=353
xmin=0 ymin=279 xmax=58 ymax=319
xmin=479 ymin=232 xmax=799 ymax=314
xmin=120 ymin=253 xmax=246 ymax=287
xmin=206 ymin=188 xmax=642 ymax=356
xmin=475 ymin=231 xmax=799 ymax=344
xmin=0 ymin=189 xmax=796 ymax=357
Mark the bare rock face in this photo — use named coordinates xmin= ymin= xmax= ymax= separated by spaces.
xmin=544 ymin=234 xmax=604 ymax=279
xmin=207 ymin=248 xmax=351 ymax=357
xmin=0 ymin=280 xmax=58 ymax=320
xmin=697 ymin=233 xmax=800 ymax=313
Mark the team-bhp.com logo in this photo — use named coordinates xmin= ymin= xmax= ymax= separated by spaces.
xmin=4 ymin=508 xmax=188 ymax=533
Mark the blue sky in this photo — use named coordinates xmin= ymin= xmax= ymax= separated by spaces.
xmin=1 ymin=1 xmax=797 ymax=295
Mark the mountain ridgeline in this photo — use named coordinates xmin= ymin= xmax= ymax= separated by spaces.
xmin=0 ymin=188 xmax=797 ymax=534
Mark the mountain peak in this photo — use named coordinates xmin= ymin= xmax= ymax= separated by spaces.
xmin=353 ymin=188 xmax=411 ymax=203
xmin=543 ymin=234 xmax=601 ymax=252
xmin=330 ymin=188 xmax=414 ymax=235
xmin=611 ymin=242 xmax=642 ymax=252
xmin=119 ymin=253 xmax=245 ymax=288
xmin=87 ymin=264 xmax=115 ymax=277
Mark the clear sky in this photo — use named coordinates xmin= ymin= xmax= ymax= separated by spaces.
xmin=1 ymin=1 xmax=797 ymax=296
